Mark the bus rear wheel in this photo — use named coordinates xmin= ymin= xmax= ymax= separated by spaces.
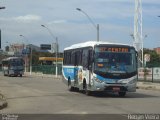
xmin=118 ymin=92 xmax=126 ymax=97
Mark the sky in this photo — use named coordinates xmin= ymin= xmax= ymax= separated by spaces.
xmin=0 ymin=0 xmax=160 ymax=52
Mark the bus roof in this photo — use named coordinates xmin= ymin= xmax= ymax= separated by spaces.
xmin=2 ymin=57 xmax=22 ymax=61
xmin=39 ymin=57 xmax=63 ymax=61
xmin=64 ymin=41 xmax=133 ymax=50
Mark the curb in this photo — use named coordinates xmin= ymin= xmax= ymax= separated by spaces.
xmin=0 ymin=93 xmax=8 ymax=110
xmin=24 ymin=72 xmax=62 ymax=79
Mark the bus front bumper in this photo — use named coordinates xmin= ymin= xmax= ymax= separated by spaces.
xmin=91 ymin=82 xmax=136 ymax=92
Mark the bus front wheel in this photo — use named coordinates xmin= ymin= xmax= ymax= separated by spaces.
xmin=84 ymin=82 xmax=92 ymax=96
xmin=68 ymin=79 xmax=74 ymax=91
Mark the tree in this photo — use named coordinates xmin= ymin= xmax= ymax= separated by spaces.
xmin=143 ymin=48 xmax=160 ymax=67
xmin=31 ymin=50 xmax=63 ymax=66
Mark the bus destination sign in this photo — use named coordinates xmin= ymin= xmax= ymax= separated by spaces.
xmin=99 ymin=47 xmax=129 ymax=52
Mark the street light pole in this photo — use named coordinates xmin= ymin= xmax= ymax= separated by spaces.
xmin=0 ymin=7 xmax=5 ymax=50
xmin=142 ymin=35 xmax=147 ymax=67
xmin=76 ymin=8 xmax=100 ymax=42
xmin=130 ymin=34 xmax=147 ymax=67
xmin=20 ymin=35 xmax=32 ymax=75
xmin=41 ymin=25 xmax=58 ymax=78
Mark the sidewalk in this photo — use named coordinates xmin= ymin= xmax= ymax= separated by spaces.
xmin=137 ymin=81 xmax=160 ymax=91
xmin=24 ymin=72 xmax=62 ymax=79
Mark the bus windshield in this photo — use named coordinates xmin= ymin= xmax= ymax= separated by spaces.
xmin=10 ymin=59 xmax=24 ymax=66
xmin=94 ymin=46 xmax=137 ymax=74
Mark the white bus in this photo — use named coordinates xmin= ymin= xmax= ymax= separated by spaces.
xmin=62 ymin=41 xmax=138 ymax=96
xmin=2 ymin=57 xmax=24 ymax=77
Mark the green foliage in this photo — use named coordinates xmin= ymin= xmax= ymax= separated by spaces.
xmin=31 ymin=50 xmax=63 ymax=66
xmin=144 ymin=48 xmax=160 ymax=67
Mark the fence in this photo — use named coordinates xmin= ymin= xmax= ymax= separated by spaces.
xmin=138 ymin=67 xmax=160 ymax=83
xmin=0 ymin=65 xmax=62 ymax=75
xmin=32 ymin=65 xmax=62 ymax=75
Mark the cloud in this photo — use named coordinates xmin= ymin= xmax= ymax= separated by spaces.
xmin=13 ymin=15 xmax=42 ymax=23
xmin=0 ymin=14 xmax=42 ymax=23
xmin=48 ymin=20 xmax=68 ymax=24
xmin=1 ymin=0 xmax=159 ymax=50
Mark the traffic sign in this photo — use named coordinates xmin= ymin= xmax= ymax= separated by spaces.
xmin=144 ymin=54 xmax=150 ymax=62
xmin=40 ymin=44 xmax=51 ymax=50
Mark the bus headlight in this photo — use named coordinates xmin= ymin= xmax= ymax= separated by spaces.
xmin=93 ymin=77 xmax=103 ymax=83
xmin=128 ymin=79 xmax=137 ymax=84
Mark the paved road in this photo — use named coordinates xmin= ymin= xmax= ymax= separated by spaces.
xmin=0 ymin=72 xmax=160 ymax=116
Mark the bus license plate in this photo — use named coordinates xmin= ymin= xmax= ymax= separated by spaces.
xmin=113 ymin=87 xmax=120 ymax=91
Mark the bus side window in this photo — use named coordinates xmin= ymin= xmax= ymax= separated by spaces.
xmin=76 ymin=50 xmax=82 ymax=66
xmin=71 ymin=51 xmax=76 ymax=66
xmin=82 ymin=49 xmax=88 ymax=69
xmin=64 ymin=51 xmax=72 ymax=65
xmin=88 ymin=49 xmax=93 ymax=70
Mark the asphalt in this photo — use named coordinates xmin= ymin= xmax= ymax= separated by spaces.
xmin=26 ymin=72 xmax=160 ymax=91
xmin=0 ymin=72 xmax=160 ymax=110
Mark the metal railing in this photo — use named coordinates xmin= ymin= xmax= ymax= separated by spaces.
xmin=31 ymin=65 xmax=62 ymax=75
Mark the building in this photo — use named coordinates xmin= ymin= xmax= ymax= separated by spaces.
xmin=4 ymin=43 xmax=42 ymax=56
xmin=26 ymin=44 xmax=40 ymax=52
xmin=9 ymin=43 xmax=25 ymax=56
xmin=154 ymin=47 xmax=160 ymax=55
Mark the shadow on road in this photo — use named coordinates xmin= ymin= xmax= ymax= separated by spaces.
xmin=90 ymin=92 xmax=159 ymax=98
xmin=59 ymin=89 xmax=160 ymax=99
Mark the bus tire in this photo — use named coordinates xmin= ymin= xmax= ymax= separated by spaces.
xmin=83 ymin=81 xmax=92 ymax=96
xmin=20 ymin=74 xmax=22 ymax=77
xmin=8 ymin=71 xmax=11 ymax=77
xmin=3 ymin=71 xmax=6 ymax=76
xmin=118 ymin=92 xmax=126 ymax=97
xmin=85 ymin=89 xmax=92 ymax=96
xmin=68 ymin=79 xmax=74 ymax=91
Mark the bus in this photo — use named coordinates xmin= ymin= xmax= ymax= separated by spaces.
xmin=62 ymin=41 xmax=138 ymax=96
xmin=2 ymin=57 xmax=24 ymax=77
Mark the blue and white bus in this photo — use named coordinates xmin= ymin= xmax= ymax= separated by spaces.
xmin=62 ymin=41 xmax=138 ymax=96
xmin=2 ymin=57 xmax=24 ymax=77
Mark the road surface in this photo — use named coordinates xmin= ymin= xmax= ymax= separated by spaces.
xmin=0 ymin=72 xmax=160 ymax=119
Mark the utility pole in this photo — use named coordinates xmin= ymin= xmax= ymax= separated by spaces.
xmin=0 ymin=30 xmax=1 ymax=49
xmin=134 ymin=0 xmax=144 ymax=67
xmin=0 ymin=6 xmax=5 ymax=50
xmin=41 ymin=25 xmax=59 ymax=78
